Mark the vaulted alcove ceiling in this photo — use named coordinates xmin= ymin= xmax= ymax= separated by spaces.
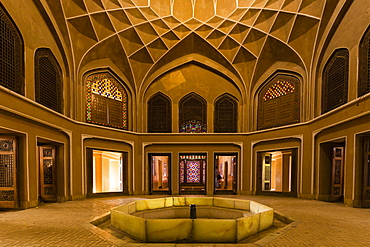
xmin=43 ymin=0 xmax=342 ymax=91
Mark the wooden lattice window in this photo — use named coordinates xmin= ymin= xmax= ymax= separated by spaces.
xmin=214 ymin=94 xmax=238 ymax=133
xmin=0 ymin=4 xmax=24 ymax=95
xmin=322 ymin=48 xmax=349 ymax=113
xmin=86 ymin=72 xmax=128 ymax=129
xmin=148 ymin=93 xmax=171 ymax=133
xmin=258 ymin=74 xmax=300 ymax=130
xmin=179 ymin=93 xmax=207 ymax=133
xmin=35 ymin=48 xmax=63 ymax=113
xmin=359 ymin=26 xmax=370 ymax=97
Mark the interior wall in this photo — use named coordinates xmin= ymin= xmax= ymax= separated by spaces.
xmin=143 ymin=63 xmax=243 ymax=133
xmin=145 ymin=144 xmax=241 ymax=195
xmin=1 ymin=0 xmax=370 ymax=209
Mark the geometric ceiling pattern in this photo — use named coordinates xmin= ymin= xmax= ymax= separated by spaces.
xmin=46 ymin=0 xmax=337 ymax=90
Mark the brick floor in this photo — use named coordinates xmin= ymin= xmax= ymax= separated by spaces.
xmin=0 ymin=196 xmax=369 ymax=246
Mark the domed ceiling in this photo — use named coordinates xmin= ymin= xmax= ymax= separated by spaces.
xmin=42 ymin=0 xmax=342 ymax=92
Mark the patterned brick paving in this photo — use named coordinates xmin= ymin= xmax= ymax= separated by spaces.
xmin=0 ymin=196 xmax=369 ymax=246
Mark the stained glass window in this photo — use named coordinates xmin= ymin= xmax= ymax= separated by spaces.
xmin=179 ymin=155 xmax=206 ymax=185
xmin=359 ymin=26 xmax=370 ymax=97
xmin=179 ymin=93 xmax=207 ymax=133
xmin=214 ymin=94 xmax=238 ymax=133
xmin=203 ymin=161 xmax=206 ymax=182
xmin=180 ymin=155 xmax=207 ymax=159
xmin=0 ymin=4 xmax=24 ymax=95
xmin=258 ymin=74 xmax=300 ymax=130
xmin=187 ymin=161 xmax=200 ymax=183
xmin=148 ymin=93 xmax=171 ymax=133
xmin=263 ymin=81 xmax=295 ymax=101
xmin=322 ymin=48 xmax=349 ymax=113
xmin=180 ymin=161 xmax=184 ymax=183
xmin=180 ymin=120 xmax=206 ymax=133
xmin=86 ymin=72 xmax=127 ymax=129
xmin=35 ymin=48 xmax=63 ymax=113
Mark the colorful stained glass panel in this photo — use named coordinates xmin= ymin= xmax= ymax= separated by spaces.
xmin=263 ymin=80 xmax=295 ymax=101
xmin=187 ymin=161 xmax=200 ymax=183
xmin=180 ymin=161 xmax=184 ymax=183
xmin=86 ymin=73 xmax=127 ymax=129
xmin=180 ymin=120 xmax=206 ymax=133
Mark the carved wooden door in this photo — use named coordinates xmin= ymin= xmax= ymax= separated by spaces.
xmin=0 ymin=137 xmax=17 ymax=208
xmin=331 ymin=147 xmax=344 ymax=201
xmin=39 ymin=146 xmax=56 ymax=202
xmin=363 ymin=138 xmax=370 ymax=207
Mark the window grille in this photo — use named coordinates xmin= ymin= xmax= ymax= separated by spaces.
xmin=359 ymin=26 xmax=370 ymax=97
xmin=0 ymin=4 xmax=24 ymax=95
xmin=86 ymin=72 xmax=128 ymax=129
xmin=35 ymin=48 xmax=63 ymax=113
xmin=258 ymin=74 xmax=300 ymax=130
xmin=179 ymin=93 xmax=207 ymax=133
xmin=322 ymin=48 xmax=349 ymax=113
xmin=148 ymin=93 xmax=172 ymax=133
xmin=214 ymin=94 xmax=238 ymax=133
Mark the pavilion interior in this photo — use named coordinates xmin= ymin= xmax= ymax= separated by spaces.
xmin=0 ymin=0 xmax=370 ymax=209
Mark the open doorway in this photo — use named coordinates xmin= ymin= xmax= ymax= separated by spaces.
xmin=214 ymin=153 xmax=237 ymax=194
xmin=257 ymin=148 xmax=297 ymax=196
xmin=86 ymin=148 xmax=127 ymax=197
xmin=93 ymin=150 xmax=122 ymax=193
xmin=149 ymin=153 xmax=171 ymax=194
xmin=319 ymin=140 xmax=345 ymax=202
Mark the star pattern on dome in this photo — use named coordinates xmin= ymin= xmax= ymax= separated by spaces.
xmin=52 ymin=0 xmax=335 ymax=86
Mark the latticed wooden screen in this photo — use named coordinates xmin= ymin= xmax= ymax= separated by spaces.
xmin=359 ymin=26 xmax=370 ymax=97
xmin=179 ymin=93 xmax=207 ymax=133
xmin=86 ymin=72 xmax=127 ymax=129
xmin=39 ymin=146 xmax=56 ymax=201
xmin=257 ymin=74 xmax=300 ymax=130
xmin=0 ymin=137 xmax=16 ymax=208
xmin=0 ymin=4 xmax=24 ymax=95
xmin=148 ymin=93 xmax=171 ymax=133
xmin=322 ymin=48 xmax=349 ymax=113
xmin=35 ymin=48 xmax=63 ymax=113
xmin=214 ymin=94 xmax=237 ymax=133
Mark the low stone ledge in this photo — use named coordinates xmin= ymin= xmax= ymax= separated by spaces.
xmin=110 ymin=197 xmax=274 ymax=243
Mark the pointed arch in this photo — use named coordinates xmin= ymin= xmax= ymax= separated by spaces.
xmin=86 ymin=71 xmax=128 ymax=129
xmin=148 ymin=92 xmax=172 ymax=133
xmin=35 ymin=48 xmax=63 ymax=113
xmin=179 ymin=92 xmax=207 ymax=133
xmin=322 ymin=48 xmax=349 ymax=113
xmin=257 ymin=73 xmax=300 ymax=130
xmin=214 ymin=93 xmax=238 ymax=133
xmin=359 ymin=26 xmax=370 ymax=97
xmin=0 ymin=3 xmax=24 ymax=95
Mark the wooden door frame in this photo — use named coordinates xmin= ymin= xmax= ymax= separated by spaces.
xmin=86 ymin=148 xmax=128 ymax=197
xmin=148 ymin=153 xmax=172 ymax=195
xmin=0 ymin=136 xmax=17 ymax=208
xmin=330 ymin=147 xmax=345 ymax=201
xmin=256 ymin=148 xmax=298 ymax=197
xmin=362 ymin=137 xmax=370 ymax=207
xmin=38 ymin=145 xmax=57 ymax=202
xmin=179 ymin=153 xmax=207 ymax=194
xmin=214 ymin=152 xmax=238 ymax=195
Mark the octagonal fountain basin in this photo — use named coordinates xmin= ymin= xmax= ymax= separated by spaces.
xmin=110 ymin=197 xmax=274 ymax=243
